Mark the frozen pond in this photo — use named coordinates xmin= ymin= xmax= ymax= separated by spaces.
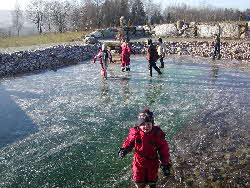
xmin=0 ymin=56 xmax=249 ymax=187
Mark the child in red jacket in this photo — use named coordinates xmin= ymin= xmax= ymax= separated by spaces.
xmin=118 ymin=109 xmax=171 ymax=188
xmin=120 ymin=38 xmax=132 ymax=72
xmin=93 ymin=43 xmax=113 ymax=79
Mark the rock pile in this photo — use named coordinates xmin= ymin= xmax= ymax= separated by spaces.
xmin=0 ymin=44 xmax=99 ymax=77
xmin=152 ymin=24 xmax=178 ymax=37
xmin=153 ymin=22 xmax=249 ymax=39
xmin=164 ymin=41 xmax=250 ymax=61
xmin=131 ymin=40 xmax=250 ymax=62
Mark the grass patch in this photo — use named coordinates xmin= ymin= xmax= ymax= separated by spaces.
xmin=0 ymin=31 xmax=91 ymax=48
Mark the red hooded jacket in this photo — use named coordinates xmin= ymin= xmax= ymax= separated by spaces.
xmin=121 ymin=125 xmax=170 ymax=167
xmin=121 ymin=43 xmax=132 ymax=63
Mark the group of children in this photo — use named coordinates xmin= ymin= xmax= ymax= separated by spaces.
xmin=93 ymin=35 xmax=221 ymax=79
xmin=92 ymin=37 xmax=167 ymax=79
xmin=93 ymin=36 xmax=221 ymax=187
xmin=93 ymin=40 xmax=171 ymax=187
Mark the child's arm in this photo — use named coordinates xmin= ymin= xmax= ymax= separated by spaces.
xmin=157 ymin=130 xmax=170 ymax=165
xmin=146 ymin=47 xmax=150 ymax=61
xmin=128 ymin=45 xmax=132 ymax=54
xmin=118 ymin=127 xmax=137 ymax=158
xmin=108 ymin=51 xmax=114 ymax=63
xmin=93 ymin=50 xmax=102 ymax=63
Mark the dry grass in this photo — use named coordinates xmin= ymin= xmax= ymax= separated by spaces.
xmin=0 ymin=31 xmax=90 ymax=48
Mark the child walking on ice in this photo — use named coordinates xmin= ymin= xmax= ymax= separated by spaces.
xmin=118 ymin=109 xmax=171 ymax=188
xmin=93 ymin=43 xmax=113 ymax=79
xmin=120 ymin=37 xmax=132 ymax=72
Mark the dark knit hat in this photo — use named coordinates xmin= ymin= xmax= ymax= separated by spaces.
xmin=138 ymin=109 xmax=154 ymax=125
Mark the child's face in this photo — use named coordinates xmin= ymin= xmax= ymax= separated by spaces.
xmin=139 ymin=122 xmax=153 ymax=133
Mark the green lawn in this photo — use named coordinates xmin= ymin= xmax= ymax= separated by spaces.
xmin=0 ymin=31 xmax=91 ymax=48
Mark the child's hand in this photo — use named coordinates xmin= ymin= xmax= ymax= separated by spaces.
xmin=160 ymin=164 xmax=171 ymax=176
xmin=118 ymin=149 xmax=125 ymax=158
xmin=118 ymin=148 xmax=128 ymax=159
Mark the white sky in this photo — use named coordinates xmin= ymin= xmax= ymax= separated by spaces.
xmin=0 ymin=0 xmax=28 ymax=10
xmin=0 ymin=0 xmax=249 ymax=11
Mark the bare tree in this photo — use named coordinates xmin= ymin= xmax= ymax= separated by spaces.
xmin=144 ymin=0 xmax=162 ymax=24
xmin=26 ymin=0 xmax=45 ymax=34
xmin=12 ymin=1 xmax=24 ymax=36
xmin=100 ymin=0 xmax=114 ymax=27
xmin=112 ymin=0 xmax=126 ymax=27
xmin=44 ymin=0 xmax=70 ymax=33
xmin=119 ymin=0 xmax=129 ymax=20
xmin=49 ymin=0 xmax=71 ymax=33
xmin=163 ymin=3 xmax=242 ymax=23
xmin=79 ymin=0 xmax=103 ymax=30
xmin=21 ymin=0 xmax=245 ymax=34
xmin=69 ymin=0 xmax=82 ymax=31
xmin=93 ymin=0 xmax=105 ymax=28
xmin=43 ymin=1 xmax=54 ymax=32
xmin=131 ymin=0 xmax=146 ymax=25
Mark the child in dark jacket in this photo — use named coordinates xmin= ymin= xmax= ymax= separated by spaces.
xmin=212 ymin=34 xmax=221 ymax=60
xmin=147 ymin=39 xmax=162 ymax=77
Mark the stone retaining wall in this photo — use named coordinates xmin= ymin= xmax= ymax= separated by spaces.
xmin=152 ymin=24 xmax=178 ymax=37
xmin=197 ymin=24 xmax=220 ymax=38
xmin=153 ymin=22 xmax=248 ymax=39
xmin=0 ymin=45 xmax=99 ymax=77
xmin=163 ymin=41 xmax=250 ymax=60
xmin=219 ymin=23 xmax=239 ymax=38
xmin=131 ymin=41 xmax=250 ymax=61
xmin=85 ymin=22 xmax=248 ymax=42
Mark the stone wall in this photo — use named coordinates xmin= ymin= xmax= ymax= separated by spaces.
xmin=197 ymin=24 xmax=220 ymax=38
xmin=219 ymin=23 xmax=239 ymax=38
xmin=85 ymin=22 xmax=249 ymax=40
xmin=152 ymin=24 xmax=178 ymax=37
xmin=131 ymin=41 xmax=250 ymax=61
xmin=0 ymin=45 xmax=99 ymax=77
xmin=153 ymin=22 xmax=248 ymax=39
